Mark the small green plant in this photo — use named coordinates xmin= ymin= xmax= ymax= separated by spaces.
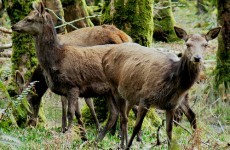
xmin=0 ymin=76 xmax=38 ymax=127
xmin=0 ymin=133 xmax=21 ymax=149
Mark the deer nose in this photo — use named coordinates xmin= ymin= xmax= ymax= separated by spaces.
xmin=194 ymin=55 xmax=201 ymax=62
xmin=11 ymin=25 xmax=18 ymax=31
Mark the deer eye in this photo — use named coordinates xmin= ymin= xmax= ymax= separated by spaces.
xmin=186 ymin=43 xmax=191 ymax=48
xmin=27 ymin=19 xmax=33 ymax=23
xmin=203 ymin=44 xmax=208 ymax=48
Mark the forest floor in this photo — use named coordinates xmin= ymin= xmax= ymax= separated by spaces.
xmin=0 ymin=1 xmax=229 ymax=150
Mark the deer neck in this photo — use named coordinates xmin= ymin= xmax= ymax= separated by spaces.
xmin=34 ymin=23 xmax=63 ymax=70
xmin=175 ymin=54 xmax=201 ymax=91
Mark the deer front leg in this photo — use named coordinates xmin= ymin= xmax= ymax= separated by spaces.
xmin=75 ymin=98 xmax=87 ymax=141
xmin=85 ymin=98 xmax=101 ymax=131
xmin=61 ymin=96 xmax=67 ymax=133
xmin=127 ymin=103 xmax=149 ymax=149
xmin=67 ymin=88 xmax=79 ymax=130
xmin=166 ymin=109 xmax=175 ymax=145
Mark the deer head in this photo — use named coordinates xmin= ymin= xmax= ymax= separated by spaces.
xmin=174 ymin=26 xmax=221 ymax=63
xmin=11 ymin=2 xmax=50 ymax=36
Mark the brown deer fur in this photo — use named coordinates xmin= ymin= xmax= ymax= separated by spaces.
xmin=102 ymin=27 xmax=221 ymax=148
xmin=11 ymin=2 xmax=125 ymax=141
xmin=25 ymin=24 xmax=132 ymax=132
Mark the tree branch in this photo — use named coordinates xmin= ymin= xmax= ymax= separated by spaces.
xmin=0 ymin=26 xmax=12 ymax=34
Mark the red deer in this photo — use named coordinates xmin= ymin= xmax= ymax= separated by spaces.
xmin=11 ymin=1 xmax=204 ymax=145
xmin=22 ymin=24 xmax=132 ymax=133
xmin=102 ymin=26 xmax=221 ymax=148
xmin=11 ymin=2 xmax=123 ymax=141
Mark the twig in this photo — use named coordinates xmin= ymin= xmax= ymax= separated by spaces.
xmin=55 ymin=15 xmax=101 ymax=29
xmin=45 ymin=8 xmax=78 ymax=30
xmin=199 ymin=97 xmax=221 ymax=113
xmin=0 ymin=26 xmax=12 ymax=34
xmin=173 ymin=120 xmax=193 ymax=135
xmin=173 ymin=120 xmax=211 ymax=147
xmin=217 ymin=120 xmax=225 ymax=133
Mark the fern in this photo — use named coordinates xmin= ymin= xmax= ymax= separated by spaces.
xmin=0 ymin=134 xmax=21 ymax=149
xmin=0 ymin=76 xmax=38 ymax=127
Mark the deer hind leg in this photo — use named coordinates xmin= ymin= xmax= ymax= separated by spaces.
xmin=85 ymin=98 xmax=101 ymax=131
xmin=131 ymin=105 xmax=143 ymax=142
xmin=127 ymin=103 xmax=149 ymax=149
xmin=97 ymin=94 xmax=118 ymax=142
xmin=119 ymin=99 xmax=128 ymax=149
xmin=180 ymin=102 xmax=197 ymax=130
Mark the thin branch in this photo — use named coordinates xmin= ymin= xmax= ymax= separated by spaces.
xmin=0 ymin=26 xmax=12 ymax=34
xmin=55 ymin=15 xmax=101 ymax=29
xmin=45 ymin=8 xmax=78 ymax=30
xmin=173 ymin=120 xmax=211 ymax=147
xmin=173 ymin=120 xmax=193 ymax=135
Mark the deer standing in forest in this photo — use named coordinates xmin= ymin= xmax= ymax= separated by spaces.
xmin=11 ymin=2 xmax=124 ymax=141
xmin=102 ymin=26 xmax=221 ymax=148
xmin=24 ymin=24 xmax=132 ymax=134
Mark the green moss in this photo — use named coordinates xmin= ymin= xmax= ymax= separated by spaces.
xmin=153 ymin=0 xmax=178 ymax=42
xmin=214 ymin=34 xmax=230 ymax=98
xmin=3 ymin=0 xmax=46 ymax=126
xmin=214 ymin=1 xmax=230 ymax=100
xmin=82 ymin=97 xmax=108 ymax=126
xmin=128 ymin=108 xmax=161 ymax=131
xmin=102 ymin=0 xmax=154 ymax=47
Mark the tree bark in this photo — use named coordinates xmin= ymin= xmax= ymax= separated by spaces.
xmin=153 ymin=0 xmax=178 ymax=42
xmin=215 ymin=0 xmax=230 ymax=100
xmin=61 ymin=0 xmax=94 ymax=32
xmin=102 ymin=0 xmax=154 ymax=47
xmin=3 ymin=0 xmax=65 ymax=126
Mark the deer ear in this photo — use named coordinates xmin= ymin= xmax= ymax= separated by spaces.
xmin=33 ymin=2 xmax=45 ymax=15
xmin=15 ymin=70 xmax=25 ymax=89
xmin=205 ymin=27 xmax=221 ymax=41
xmin=174 ymin=26 xmax=188 ymax=41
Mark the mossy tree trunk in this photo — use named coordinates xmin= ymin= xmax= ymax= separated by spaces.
xmin=153 ymin=0 xmax=178 ymax=42
xmin=4 ymin=0 xmax=39 ymax=126
xmin=3 ymin=0 xmax=65 ymax=126
xmin=4 ymin=0 xmax=37 ymax=95
xmin=214 ymin=0 xmax=230 ymax=101
xmin=61 ymin=0 xmax=94 ymax=32
xmin=102 ymin=0 xmax=154 ymax=47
